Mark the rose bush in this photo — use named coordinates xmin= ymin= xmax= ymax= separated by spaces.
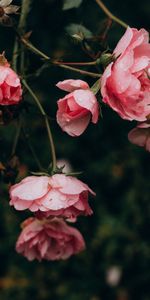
xmin=56 ymin=79 xmax=99 ymax=136
xmin=16 ymin=217 xmax=85 ymax=261
xmin=101 ymin=27 xmax=150 ymax=121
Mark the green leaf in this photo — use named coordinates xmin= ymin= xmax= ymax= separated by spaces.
xmin=65 ymin=23 xmax=93 ymax=39
xmin=62 ymin=0 xmax=83 ymax=10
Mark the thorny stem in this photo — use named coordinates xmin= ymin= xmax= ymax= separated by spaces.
xmin=22 ymin=79 xmax=57 ymax=172
xmin=21 ymin=38 xmax=101 ymax=78
xmin=95 ymin=0 xmax=128 ymax=29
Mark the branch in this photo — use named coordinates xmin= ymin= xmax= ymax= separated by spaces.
xmin=95 ymin=0 xmax=128 ymax=29
xmin=22 ymin=79 xmax=57 ymax=172
xmin=21 ymin=38 xmax=101 ymax=78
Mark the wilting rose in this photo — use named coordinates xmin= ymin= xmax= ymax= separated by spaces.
xmin=16 ymin=217 xmax=85 ymax=261
xmin=101 ymin=27 xmax=150 ymax=121
xmin=56 ymin=79 xmax=99 ymax=136
xmin=0 ymin=55 xmax=22 ymax=105
xmin=9 ymin=174 xmax=95 ymax=220
xmin=128 ymin=122 xmax=150 ymax=151
xmin=0 ymin=0 xmax=19 ymax=26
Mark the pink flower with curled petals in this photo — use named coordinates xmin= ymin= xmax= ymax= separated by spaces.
xmin=0 ymin=54 xmax=22 ymax=105
xmin=9 ymin=174 xmax=95 ymax=220
xmin=56 ymin=79 xmax=99 ymax=136
xmin=16 ymin=217 xmax=85 ymax=261
xmin=101 ymin=27 xmax=150 ymax=122
xmin=128 ymin=122 xmax=150 ymax=151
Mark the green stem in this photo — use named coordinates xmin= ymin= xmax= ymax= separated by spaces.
xmin=21 ymin=38 xmax=101 ymax=78
xmin=22 ymin=79 xmax=57 ymax=172
xmin=12 ymin=40 xmax=19 ymax=72
xmin=21 ymin=37 xmax=50 ymax=59
xmin=11 ymin=118 xmax=22 ymax=157
xmin=95 ymin=0 xmax=128 ymax=29
xmin=18 ymin=0 xmax=32 ymax=33
xmin=12 ymin=0 xmax=32 ymax=71
xmin=54 ymin=60 xmax=97 ymax=66
xmin=22 ymin=126 xmax=43 ymax=171
xmin=54 ymin=62 xmax=101 ymax=78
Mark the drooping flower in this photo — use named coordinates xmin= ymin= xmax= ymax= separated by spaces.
xmin=101 ymin=27 xmax=150 ymax=122
xmin=56 ymin=79 xmax=99 ymax=136
xmin=0 ymin=54 xmax=22 ymax=105
xmin=0 ymin=0 xmax=19 ymax=26
xmin=128 ymin=122 xmax=150 ymax=151
xmin=9 ymin=174 xmax=95 ymax=220
xmin=16 ymin=217 xmax=85 ymax=261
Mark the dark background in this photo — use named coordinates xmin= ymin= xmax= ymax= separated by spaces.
xmin=0 ymin=0 xmax=150 ymax=299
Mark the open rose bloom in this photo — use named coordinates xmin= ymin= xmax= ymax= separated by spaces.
xmin=9 ymin=174 xmax=95 ymax=220
xmin=16 ymin=217 xmax=85 ymax=261
xmin=56 ymin=79 xmax=99 ymax=136
xmin=0 ymin=54 xmax=22 ymax=105
xmin=128 ymin=122 xmax=150 ymax=151
xmin=101 ymin=27 xmax=150 ymax=121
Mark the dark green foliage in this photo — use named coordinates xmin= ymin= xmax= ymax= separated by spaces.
xmin=0 ymin=0 xmax=150 ymax=299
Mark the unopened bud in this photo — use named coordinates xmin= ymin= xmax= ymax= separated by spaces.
xmin=97 ymin=53 xmax=115 ymax=68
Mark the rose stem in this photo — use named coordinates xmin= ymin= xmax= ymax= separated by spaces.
xmin=19 ymin=37 xmax=101 ymax=78
xmin=95 ymin=0 xmax=128 ymax=29
xmin=11 ymin=0 xmax=32 ymax=157
xmin=22 ymin=126 xmax=43 ymax=171
xmin=11 ymin=117 xmax=22 ymax=157
xmin=22 ymin=79 xmax=57 ymax=172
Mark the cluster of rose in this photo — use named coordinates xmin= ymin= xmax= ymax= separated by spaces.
xmin=0 ymin=1 xmax=150 ymax=262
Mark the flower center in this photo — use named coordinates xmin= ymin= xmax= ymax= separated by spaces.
xmin=0 ymin=7 xmax=5 ymax=17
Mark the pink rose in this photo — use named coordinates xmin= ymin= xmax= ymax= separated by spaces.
xmin=56 ymin=79 xmax=99 ymax=136
xmin=128 ymin=122 xmax=150 ymax=151
xmin=101 ymin=27 xmax=150 ymax=121
xmin=9 ymin=174 xmax=95 ymax=220
xmin=16 ymin=217 xmax=85 ymax=261
xmin=0 ymin=58 xmax=22 ymax=105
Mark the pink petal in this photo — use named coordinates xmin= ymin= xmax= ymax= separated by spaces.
xmin=56 ymin=79 xmax=89 ymax=92
xmin=9 ymin=198 xmax=33 ymax=210
xmin=40 ymin=189 xmax=78 ymax=210
xmin=10 ymin=176 xmax=50 ymax=201
xmin=57 ymin=107 xmax=91 ymax=136
xmin=50 ymin=174 xmax=92 ymax=195
xmin=128 ymin=127 xmax=148 ymax=147
xmin=0 ymin=67 xmax=8 ymax=84
xmin=73 ymin=89 xmax=99 ymax=123
xmin=5 ymin=69 xmax=21 ymax=87
xmin=131 ymin=57 xmax=149 ymax=73
xmin=114 ymin=27 xmax=133 ymax=56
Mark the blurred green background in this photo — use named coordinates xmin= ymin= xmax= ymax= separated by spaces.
xmin=0 ymin=0 xmax=150 ymax=299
